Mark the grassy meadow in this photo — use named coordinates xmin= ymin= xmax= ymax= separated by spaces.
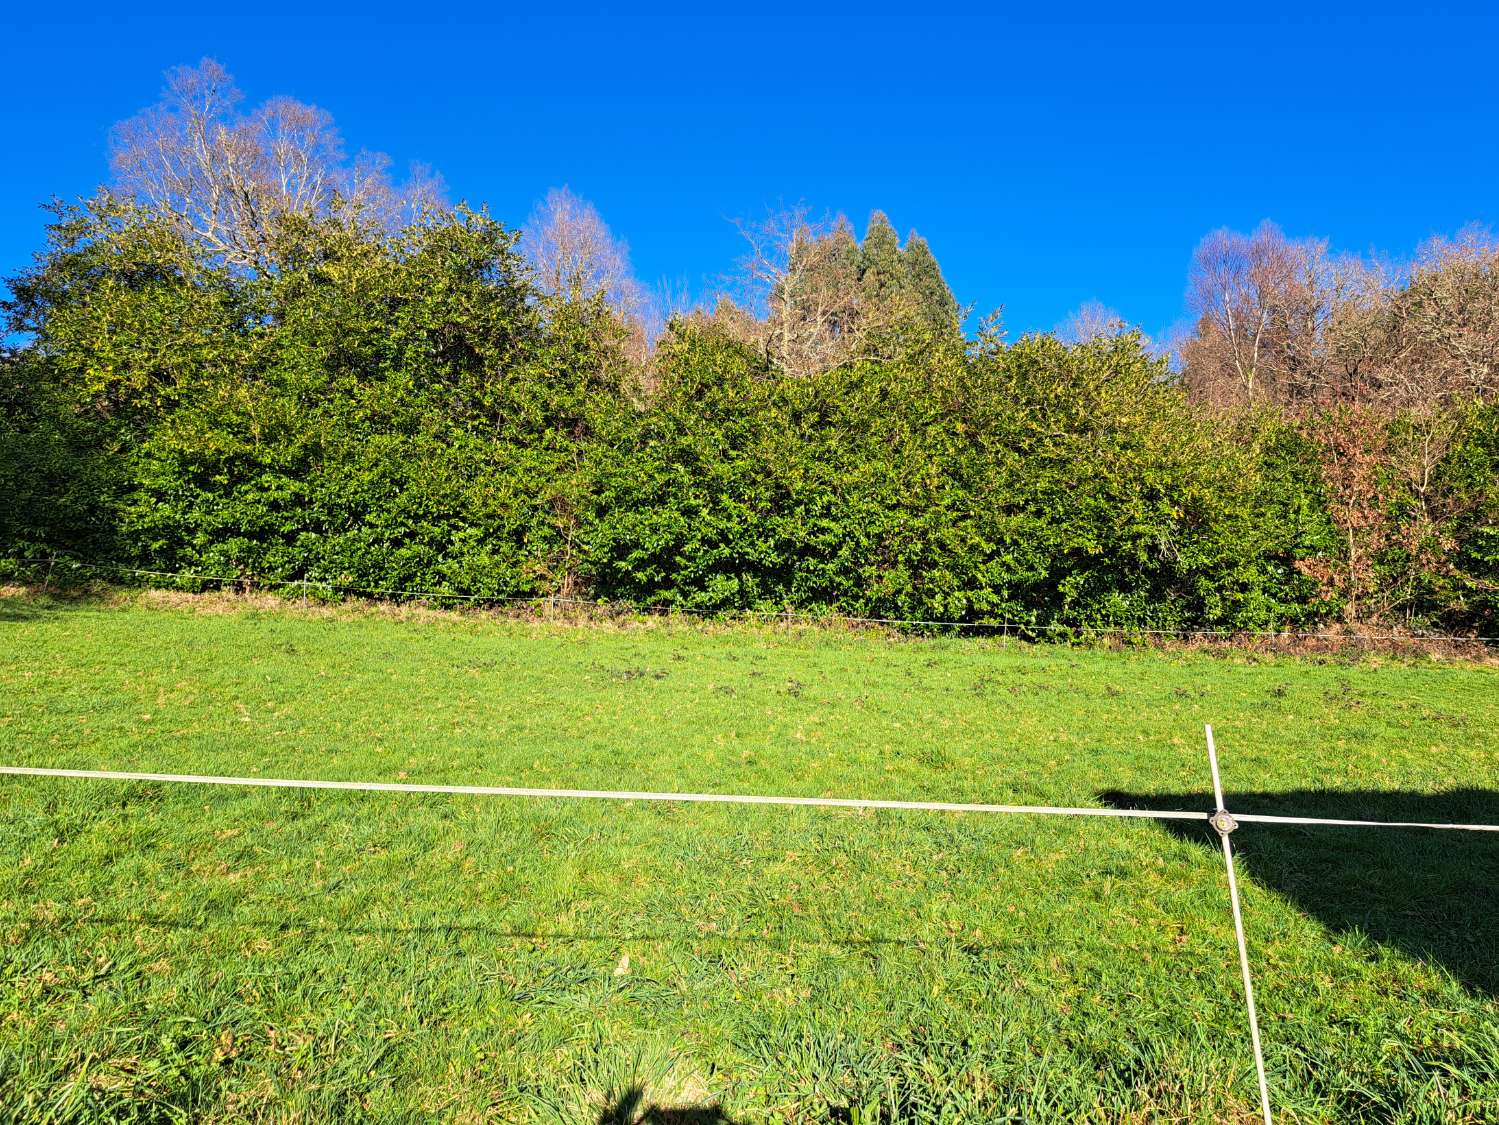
xmin=1 ymin=589 xmax=1496 ymax=1123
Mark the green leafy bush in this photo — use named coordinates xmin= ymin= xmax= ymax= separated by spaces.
xmin=2 ymin=200 xmax=1492 ymax=634
xmin=585 ymin=326 xmax=1327 ymax=629
xmin=3 ymin=201 xmax=620 ymax=597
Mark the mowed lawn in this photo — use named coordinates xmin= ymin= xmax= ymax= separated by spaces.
xmin=1 ymin=591 xmax=1496 ymax=1124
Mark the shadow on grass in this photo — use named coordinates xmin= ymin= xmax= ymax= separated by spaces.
xmin=0 ymin=592 xmax=78 ymax=622
xmin=0 ymin=580 xmax=133 ymax=621
xmin=598 ymin=1086 xmax=737 ymax=1124
xmin=1101 ymin=788 xmax=1499 ymax=994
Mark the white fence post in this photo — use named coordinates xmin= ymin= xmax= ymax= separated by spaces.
xmin=1205 ymin=723 xmax=1274 ymax=1125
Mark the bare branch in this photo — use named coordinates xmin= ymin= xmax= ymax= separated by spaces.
xmin=109 ymin=58 xmax=445 ymax=272
xmin=521 ymin=187 xmax=648 ymax=322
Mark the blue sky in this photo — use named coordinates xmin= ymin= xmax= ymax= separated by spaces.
xmin=5 ymin=1 xmax=1498 ymax=339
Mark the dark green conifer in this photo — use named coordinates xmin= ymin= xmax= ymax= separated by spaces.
xmin=858 ymin=211 xmax=907 ymax=311
xmin=901 ymin=231 xmax=961 ymax=336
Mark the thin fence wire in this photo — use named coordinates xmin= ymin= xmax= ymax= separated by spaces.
xmin=9 ymin=555 xmax=1498 ymax=645
xmin=2 ymin=764 xmax=1494 ymax=832
xmin=1229 ymin=811 xmax=1499 ymax=832
xmin=0 ymin=766 xmax=1212 ymax=820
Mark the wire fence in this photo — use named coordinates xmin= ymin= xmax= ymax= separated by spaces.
xmin=8 ymin=553 xmax=1498 ymax=646
xmin=3 ymin=725 xmax=1496 ymax=1122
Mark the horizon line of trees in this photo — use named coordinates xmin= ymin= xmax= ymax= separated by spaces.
xmin=2 ymin=60 xmax=1495 ymax=635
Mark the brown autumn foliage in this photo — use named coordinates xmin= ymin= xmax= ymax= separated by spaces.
xmin=1184 ymin=221 xmax=1499 ymax=411
xmin=1182 ymin=222 xmax=1499 ymax=624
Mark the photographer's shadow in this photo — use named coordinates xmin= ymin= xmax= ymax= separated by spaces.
xmin=597 ymin=1085 xmax=737 ymax=1124
xmin=1101 ymin=788 xmax=1499 ymax=995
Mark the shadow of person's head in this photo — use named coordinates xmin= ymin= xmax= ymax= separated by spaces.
xmin=598 ymin=1085 xmax=738 ymax=1125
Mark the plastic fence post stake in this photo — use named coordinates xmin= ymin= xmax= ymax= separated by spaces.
xmin=1205 ymin=724 xmax=1274 ymax=1125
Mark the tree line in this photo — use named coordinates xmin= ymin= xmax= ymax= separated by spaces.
xmin=2 ymin=60 xmax=1495 ymax=635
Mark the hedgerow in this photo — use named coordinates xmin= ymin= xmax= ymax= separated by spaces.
xmin=2 ymin=200 xmax=1494 ymax=634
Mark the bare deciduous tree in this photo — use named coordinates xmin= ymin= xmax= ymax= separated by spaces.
xmin=521 ymin=188 xmax=649 ymax=320
xmin=1383 ymin=228 xmax=1499 ymax=404
xmin=1055 ymin=300 xmax=1127 ymax=344
xmin=110 ymin=59 xmax=443 ymax=272
xmin=346 ymin=152 xmax=446 ymax=234
xmin=1180 ymin=219 xmax=1499 ymax=625
xmin=1182 ymin=221 xmax=1309 ymax=403
xmin=734 ymin=207 xmax=860 ymax=378
xmin=733 ymin=206 xmax=943 ymax=378
xmin=1181 ymin=221 xmax=1392 ymax=407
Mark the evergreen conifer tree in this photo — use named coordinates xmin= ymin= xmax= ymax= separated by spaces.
xmin=901 ymin=232 xmax=961 ymax=336
xmin=858 ymin=211 xmax=907 ymax=312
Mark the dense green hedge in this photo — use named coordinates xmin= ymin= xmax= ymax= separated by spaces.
xmin=585 ymin=324 xmax=1332 ymax=629
xmin=3 ymin=205 xmax=624 ymax=598
xmin=3 ymin=202 xmax=1495 ymax=633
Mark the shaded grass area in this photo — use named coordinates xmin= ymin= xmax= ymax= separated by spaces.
xmin=1103 ymin=789 xmax=1499 ymax=996
xmin=1 ymin=590 xmax=1497 ymax=1122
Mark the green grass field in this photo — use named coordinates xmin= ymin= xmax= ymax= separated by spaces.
xmin=1 ymin=589 xmax=1497 ymax=1123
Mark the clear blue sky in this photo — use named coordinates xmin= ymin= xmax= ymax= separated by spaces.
xmin=5 ymin=1 xmax=1497 ymax=340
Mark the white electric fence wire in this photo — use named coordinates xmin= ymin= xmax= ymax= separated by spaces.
xmin=16 ymin=557 xmax=1499 ymax=643
xmin=1206 ymin=724 xmax=1274 ymax=1125
xmin=4 ymin=767 xmax=1497 ymax=833
xmin=1230 ymin=812 xmax=1499 ymax=832
xmin=0 ymin=766 xmax=1211 ymax=821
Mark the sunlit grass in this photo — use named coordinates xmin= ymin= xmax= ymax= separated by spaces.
xmin=1 ymin=590 xmax=1496 ymax=1122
